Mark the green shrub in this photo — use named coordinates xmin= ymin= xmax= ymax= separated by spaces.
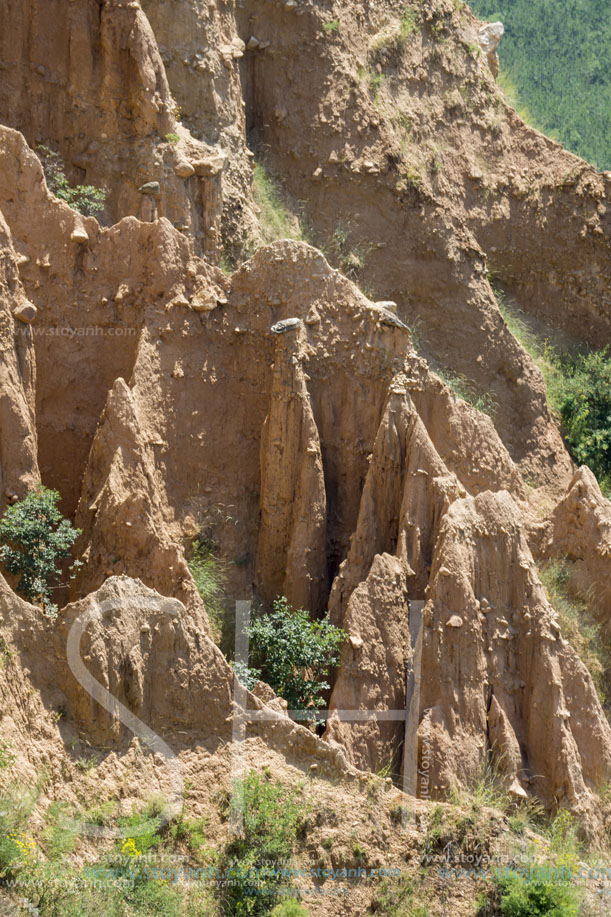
xmin=246 ymin=596 xmax=345 ymax=715
xmin=493 ymin=868 xmax=580 ymax=916
xmin=221 ymin=771 xmax=304 ymax=915
xmin=555 ymin=348 xmax=611 ymax=492
xmin=0 ymin=484 xmax=81 ymax=615
xmin=37 ymin=145 xmax=107 ymax=216
xmin=322 ymin=19 xmax=339 ymax=32
xmin=164 ymin=132 xmax=180 ymax=143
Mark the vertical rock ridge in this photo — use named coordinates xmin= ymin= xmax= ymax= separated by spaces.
xmin=256 ymin=330 xmax=328 ymax=614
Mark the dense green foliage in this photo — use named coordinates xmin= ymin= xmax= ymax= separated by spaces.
xmin=37 ymin=145 xmax=107 ymax=216
xmin=555 ymin=348 xmax=611 ymax=491
xmin=469 ymin=0 xmax=610 ymax=169
xmin=493 ymin=869 xmax=580 ymax=916
xmin=0 ymin=484 xmax=81 ymax=614
xmin=244 ymin=596 xmax=345 ymax=715
xmin=495 ymin=292 xmax=611 ymax=495
xmin=0 ymin=786 xmax=216 ymax=916
xmin=222 ymin=771 xmax=304 ymax=916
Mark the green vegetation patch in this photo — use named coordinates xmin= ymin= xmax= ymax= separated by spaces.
xmin=469 ymin=0 xmax=610 ymax=169
xmin=539 ymin=559 xmax=610 ymax=706
xmin=220 ymin=770 xmax=305 ymax=916
xmin=495 ymin=290 xmax=611 ymax=497
xmin=252 ymin=160 xmax=309 ymax=246
xmin=0 ymin=484 xmax=81 ymax=616
xmin=188 ymin=538 xmax=228 ymax=644
xmin=241 ymin=596 xmax=345 ymax=717
xmin=436 ymin=367 xmax=498 ymax=417
xmin=37 ymin=145 xmax=107 ymax=216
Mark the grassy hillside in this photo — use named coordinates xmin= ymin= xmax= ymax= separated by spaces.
xmin=469 ymin=0 xmax=610 ymax=170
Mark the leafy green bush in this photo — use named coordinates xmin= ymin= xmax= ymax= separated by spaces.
xmin=555 ymin=349 xmax=611 ymax=492
xmin=221 ymin=770 xmax=304 ymax=916
xmin=0 ymin=484 xmax=81 ymax=615
xmin=246 ymin=596 xmax=345 ymax=715
xmin=37 ymin=145 xmax=107 ymax=216
xmin=271 ymin=900 xmax=309 ymax=916
xmin=493 ymin=869 xmax=580 ymax=917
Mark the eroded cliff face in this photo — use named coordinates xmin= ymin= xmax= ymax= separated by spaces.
xmin=0 ymin=210 xmax=38 ymax=509
xmin=0 ymin=0 xmax=610 ymax=884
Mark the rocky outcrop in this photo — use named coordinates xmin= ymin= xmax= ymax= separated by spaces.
xmin=0 ymin=0 xmax=225 ymax=256
xmin=139 ymin=0 xmax=260 ymax=255
xmin=0 ymin=574 xmax=354 ymax=778
xmin=326 ymin=553 xmax=411 ymax=772
xmin=534 ymin=467 xmax=611 ymax=634
xmin=72 ymin=377 xmax=209 ymax=625
xmin=478 ymin=21 xmax=504 ymax=77
xmin=329 ymin=379 xmax=461 ymax=613
xmin=256 ymin=328 xmax=328 ymax=614
xmin=0 ymin=209 xmax=39 ymax=510
xmin=418 ymin=491 xmax=611 ymax=822
xmin=326 ymin=414 xmax=611 ymax=821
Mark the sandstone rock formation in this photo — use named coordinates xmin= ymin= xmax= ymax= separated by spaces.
xmin=534 ymin=466 xmax=611 ymax=635
xmin=0 ymin=210 xmax=38 ymax=510
xmin=0 ymin=1 xmax=610 ymax=886
xmin=417 ymin=491 xmax=611 ymax=820
xmin=0 ymin=0 xmax=226 ymax=257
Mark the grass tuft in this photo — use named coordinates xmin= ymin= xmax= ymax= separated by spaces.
xmin=253 ymin=160 xmax=309 ymax=246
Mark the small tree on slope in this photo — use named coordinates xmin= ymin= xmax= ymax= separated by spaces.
xmin=0 ymin=484 xmax=81 ymax=615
